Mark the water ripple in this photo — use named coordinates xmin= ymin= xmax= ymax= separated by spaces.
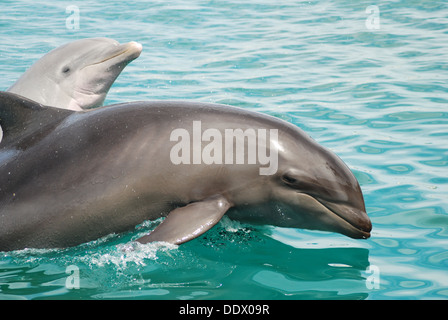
xmin=1 ymin=0 xmax=447 ymax=300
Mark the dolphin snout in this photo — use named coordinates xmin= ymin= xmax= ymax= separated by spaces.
xmin=86 ymin=41 xmax=142 ymax=68
xmin=343 ymin=207 xmax=372 ymax=239
xmin=122 ymin=41 xmax=142 ymax=60
xmin=319 ymin=200 xmax=372 ymax=239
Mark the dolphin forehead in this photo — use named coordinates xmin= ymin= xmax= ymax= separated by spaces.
xmin=48 ymin=38 xmax=122 ymax=68
xmin=280 ymin=145 xmax=364 ymax=207
xmin=26 ymin=38 xmax=136 ymax=75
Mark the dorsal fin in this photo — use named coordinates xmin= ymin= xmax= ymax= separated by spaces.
xmin=0 ymin=91 xmax=74 ymax=149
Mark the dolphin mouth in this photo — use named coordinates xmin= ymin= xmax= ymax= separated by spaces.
xmin=316 ymin=198 xmax=372 ymax=239
xmin=85 ymin=41 xmax=142 ymax=68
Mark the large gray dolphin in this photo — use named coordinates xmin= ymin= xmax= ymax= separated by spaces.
xmin=0 ymin=92 xmax=371 ymax=251
xmin=7 ymin=38 xmax=142 ymax=111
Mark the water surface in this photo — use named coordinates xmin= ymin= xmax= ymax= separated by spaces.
xmin=0 ymin=0 xmax=447 ymax=300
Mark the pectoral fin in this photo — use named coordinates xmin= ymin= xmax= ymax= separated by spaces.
xmin=137 ymin=195 xmax=232 ymax=245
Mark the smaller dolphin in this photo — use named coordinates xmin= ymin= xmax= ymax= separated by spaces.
xmin=7 ymin=38 xmax=142 ymax=111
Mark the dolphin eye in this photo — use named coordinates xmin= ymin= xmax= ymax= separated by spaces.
xmin=62 ymin=66 xmax=71 ymax=74
xmin=282 ymin=173 xmax=298 ymax=185
xmin=281 ymin=169 xmax=311 ymax=189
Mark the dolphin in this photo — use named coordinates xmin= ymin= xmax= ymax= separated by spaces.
xmin=7 ymin=38 xmax=142 ymax=111
xmin=0 ymin=92 xmax=371 ymax=251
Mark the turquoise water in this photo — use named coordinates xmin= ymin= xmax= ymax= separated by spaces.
xmin=0 ymin=0 xmax=447 ymax=300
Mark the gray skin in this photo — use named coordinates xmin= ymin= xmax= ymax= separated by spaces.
xmin=0 ymin=92 xmax=371 ymax=251
xmin=7 ymin=38 xmax=142 ymax=111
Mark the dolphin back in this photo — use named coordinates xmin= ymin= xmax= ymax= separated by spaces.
xmin=0 ymin=91 xmax=74 ymax=148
